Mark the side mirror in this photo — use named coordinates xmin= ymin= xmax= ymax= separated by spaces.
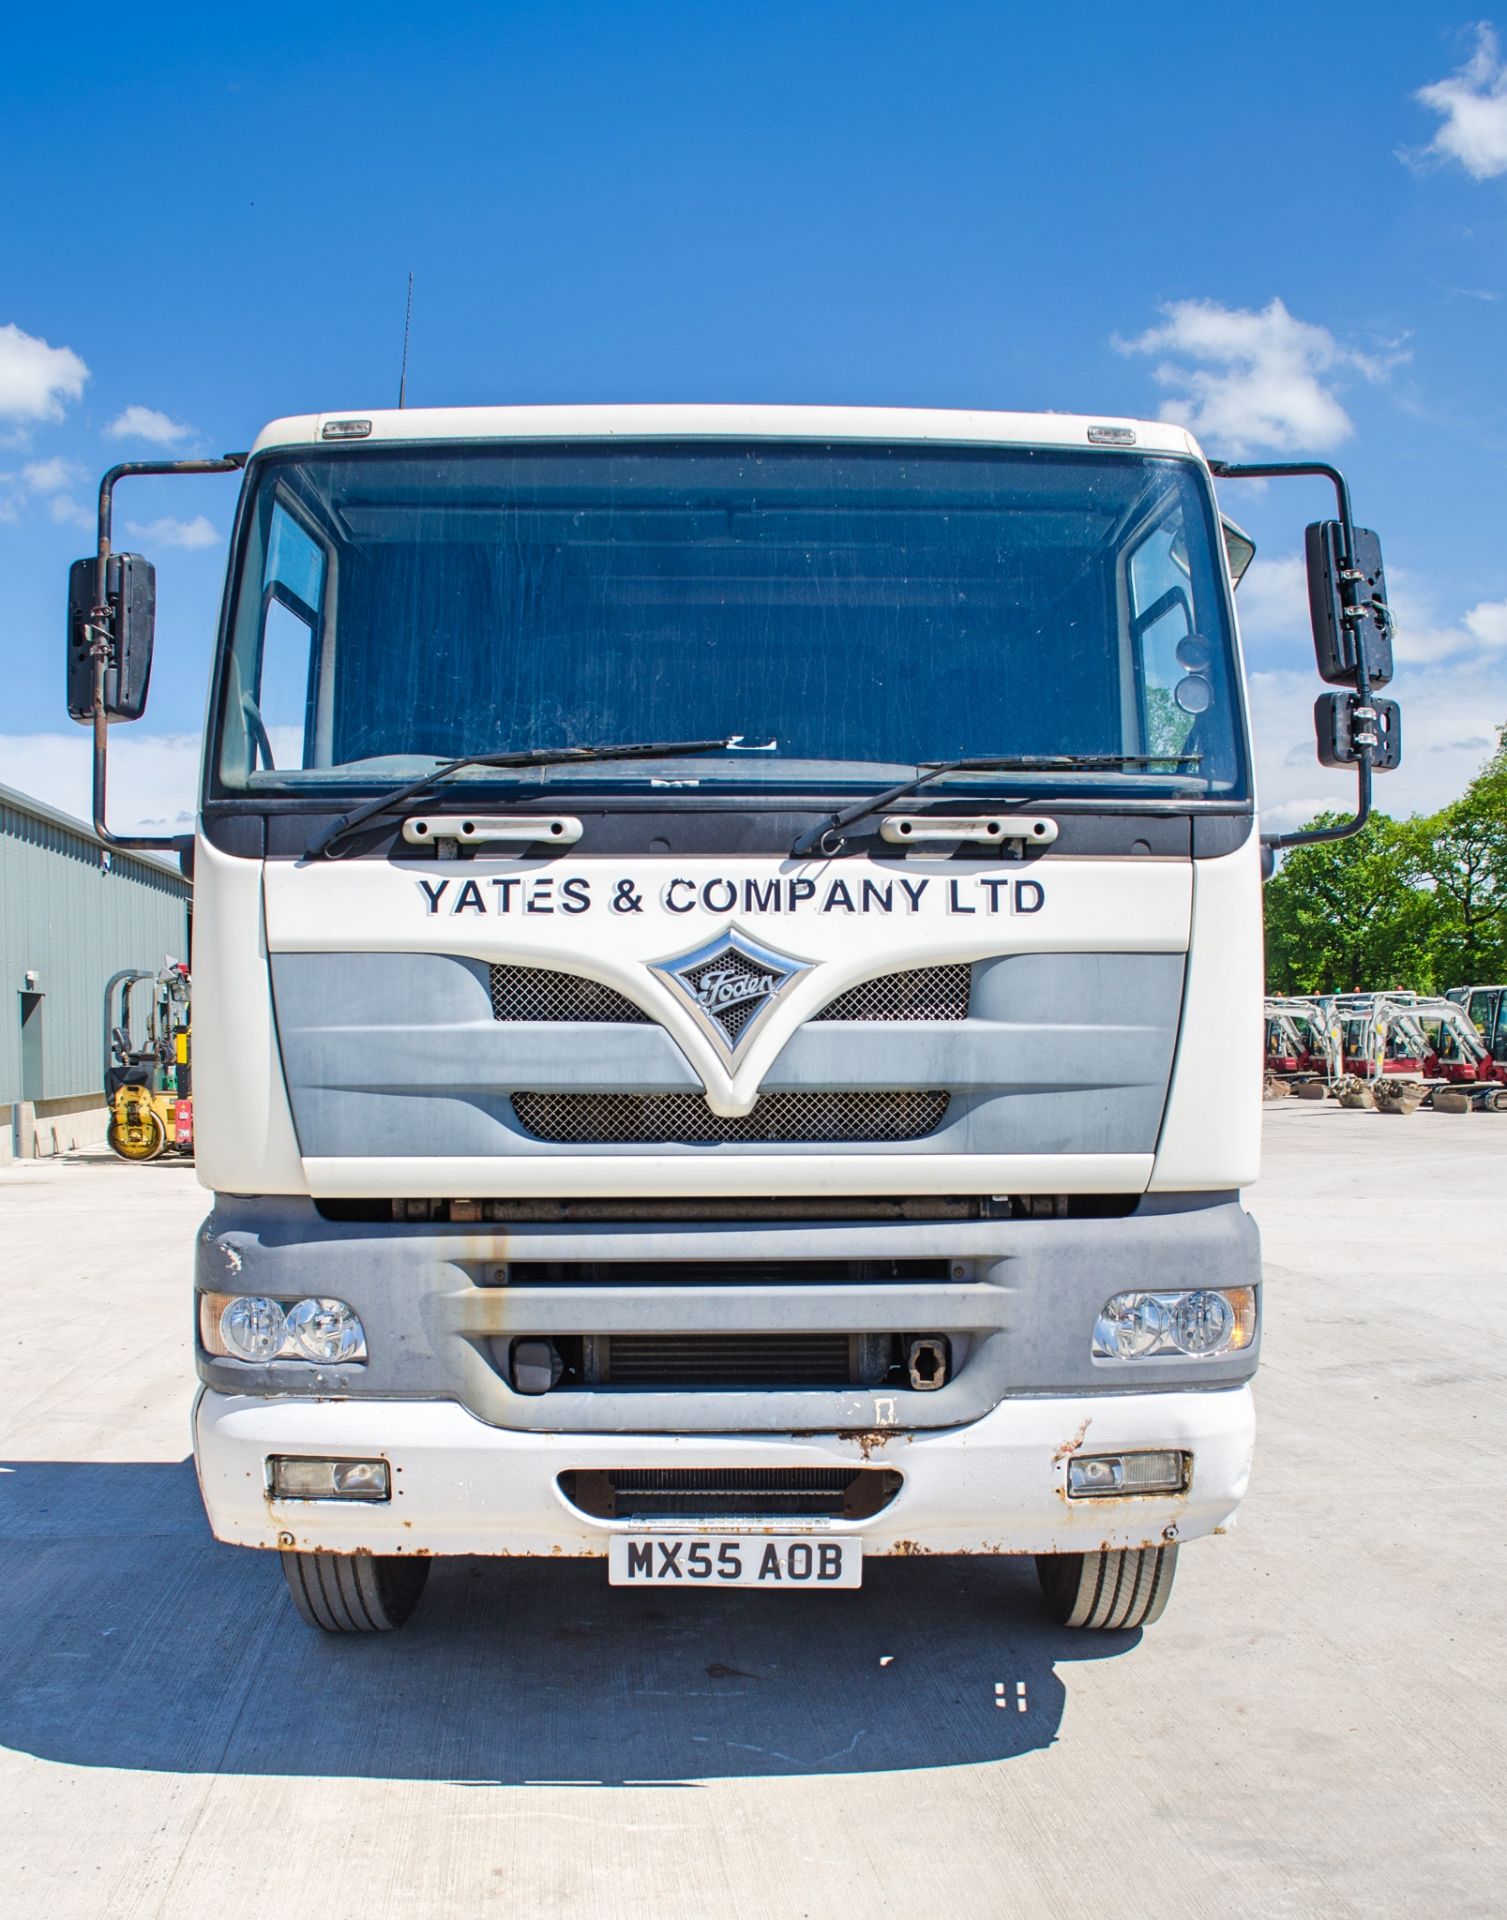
xmin=1314 ymin=691 xmax=1402 ymax=770
xmin=67 ymin=552 xmax=156 ymax=723
xmin=1304 ymin=521 xmax=1392 ymax=688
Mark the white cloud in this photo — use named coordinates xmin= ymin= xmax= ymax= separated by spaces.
xmin=21 ymin=455 xmax=75 ymax=492
xmin=0 ymin=323 xmax=89 ymax=426
xmin=1231 ymin=550 xmax=1507 ymax=827
xmin=1116 ymin=298 xmax=1397 ymax=455
xmin=48 ymin=495 xmax=94 ymax=530
xmin=1231 ymin=552 xmax=1309 ymax=651
xmin=1249 ymin=662 xmax=1507 ymax=830
xmin=1383 ymin=572 xmax=1507 ymax=665
xmin=125 ymin=514 xmax=222 ymax=550
xmin=1464 ymin=598 xmax=1507 ymax=648
xmin=1231 ymin=547 xmax=1507 ymax=672
xmin=1414 ymin=25 xmax=1507 ymax=179
xmin=105 ymin=404 xmax=194 ymax=446
xmin=0 ymin=731 xmax=200 ymax=835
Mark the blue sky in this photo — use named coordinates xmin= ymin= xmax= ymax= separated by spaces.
xmin=3 ymin=1 xmax=1505 ymax=831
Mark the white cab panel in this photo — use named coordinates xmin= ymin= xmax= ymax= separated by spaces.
xmin=1149 ymin=837 xmax=1264 ymax=1191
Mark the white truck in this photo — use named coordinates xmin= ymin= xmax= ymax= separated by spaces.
xmin=68 ymin=405 xmax=1397 ymax=1632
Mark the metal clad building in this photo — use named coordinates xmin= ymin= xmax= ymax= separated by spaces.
xmin=1 ymin=781 xmax=192 ymax=1160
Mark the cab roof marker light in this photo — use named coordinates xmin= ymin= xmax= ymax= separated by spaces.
xmin=1087 ymin=425 xmax=1137 ymax=446
xmin=320 ymin=418 xmax=372 ymax=440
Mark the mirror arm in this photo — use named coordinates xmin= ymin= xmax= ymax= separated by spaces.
xmin=1207 ymin=459 xmax=1375 ymax=853
xmin=89 ymin=455 xmax=247 ymax=854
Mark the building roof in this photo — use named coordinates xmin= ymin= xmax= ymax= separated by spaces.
xmin=0 ymin=780 xmax=190 ymax=892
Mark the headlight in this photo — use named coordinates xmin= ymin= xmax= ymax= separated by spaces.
xmin=286 ymin=1297 xmax=366 ymax=1363
xmin=201 ymin=1292 xmax=368 ymax=1364
xmin=1093 ymin=1287 xmax=1255 ymax=1360
xmin=219 ymin=1296 xmax=287 ymax=1362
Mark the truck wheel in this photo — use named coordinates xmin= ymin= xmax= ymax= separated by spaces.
xmin=1034 ymin=1545 xmax=1178 ymax=1629
xmin=280 ymin=1550 xmax=430 ymax=1632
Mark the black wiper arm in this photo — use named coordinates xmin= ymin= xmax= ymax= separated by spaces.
xmin=306 ymin=739 xmax=736 ymax=859
xmin=790 ymin=754 xmax=1202 ymax=858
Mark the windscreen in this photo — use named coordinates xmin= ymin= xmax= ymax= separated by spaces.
xmin=214 ymin=440 xmax=1247 ymax=798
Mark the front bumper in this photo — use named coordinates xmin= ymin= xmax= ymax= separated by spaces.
xmin=193 ymin=1382 xmax=1255 ymax=1558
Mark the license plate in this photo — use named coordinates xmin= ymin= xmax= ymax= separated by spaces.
xmin=608 ymin=1533 xmax=862 ymax=1589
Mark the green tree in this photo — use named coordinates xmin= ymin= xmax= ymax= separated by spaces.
xmin=1264 ymin=812 xmax=1437 ymax=992
xmin=1411 ymin=730 xmax=1507 ymax=988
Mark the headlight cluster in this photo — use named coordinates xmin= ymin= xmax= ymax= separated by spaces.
xmin=200 ymin=1292 xmax=367 ymax=1364
xmin=1092 ymin=1287 xmax=1256 ymax=1360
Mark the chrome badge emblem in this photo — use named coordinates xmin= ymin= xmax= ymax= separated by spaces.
xmin=648 ymin=926 xmax=814 ymax=1064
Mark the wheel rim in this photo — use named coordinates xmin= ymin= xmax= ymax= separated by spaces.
xmin=108 ymin=1109 xmax=165 ymax=1160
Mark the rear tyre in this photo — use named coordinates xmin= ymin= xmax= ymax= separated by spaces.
xmin=280 ymin=1550 xmax=431 ymax=1632
xmin=1034 ymin=1545 xmax=1178 ymax=1629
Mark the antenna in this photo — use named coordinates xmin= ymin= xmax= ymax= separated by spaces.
xmin=397 ymin=272 xmax=414 ymax=408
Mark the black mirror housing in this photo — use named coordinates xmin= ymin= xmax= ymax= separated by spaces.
xmin=1305 ymin=521 xmax=1392 ymax=688
xmin=1314 ymin=691 xmax=1402 ymax=770
xmin=67 ymin=552 xmax=156 ymax=723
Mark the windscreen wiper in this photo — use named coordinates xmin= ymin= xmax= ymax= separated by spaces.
xmin=306 ymin=739 xmax=738 ymax=859
xmin=790 ymin=753 xmax=1202 ymax=858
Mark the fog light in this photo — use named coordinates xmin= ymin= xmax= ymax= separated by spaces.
xmin=269 ymin=1457 xmax=390 ymax=1501
xmin=1067 ymin=1451 xmax=1187 ymax=1498
xmin=1067 ymin=1456 xmax=1123 ymax=1496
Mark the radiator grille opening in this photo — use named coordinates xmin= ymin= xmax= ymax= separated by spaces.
xmin=502 ymin=1258 xmax=952 ymax=1287
xmin=604 ymin=1333 xmax=854 ymax=1386
xmin=490 ymin=1328 xmax=956 ymax=1393
xmin=813 ymin=964 xmax=970 ymax=1022
xmin=511 ymin=1089 xmax=950 ymax=1144
xmin=489 ymin=962 xmax=969 ymax=1024
xmin=491 ymin=965 xmax=647 ymax=1024
xmin=559 ymin=1466 xmax=903 ymax=1521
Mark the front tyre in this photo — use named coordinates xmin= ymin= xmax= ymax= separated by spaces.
xmin=280 ymin=1550 xmax=431 ymax=1632
xmin=1034 ymin=1545 xmax=1178 ymax=1629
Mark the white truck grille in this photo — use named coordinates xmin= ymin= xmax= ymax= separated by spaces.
xmin=510 ymin=1089 xmax=950 ymax=1144
xmin=490 ymin=962 xmax=970 ymax=1024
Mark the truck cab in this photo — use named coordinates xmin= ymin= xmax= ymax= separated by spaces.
xmin=73 ymin=405 xmax=1397 ymax=1634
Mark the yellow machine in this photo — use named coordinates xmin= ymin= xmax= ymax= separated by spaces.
xmin=104 ymin=964 xmax=193 ymax=1161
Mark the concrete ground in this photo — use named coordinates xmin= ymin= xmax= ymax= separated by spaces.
xmin=1 ymin=1106 xmax=1502 ymax=1919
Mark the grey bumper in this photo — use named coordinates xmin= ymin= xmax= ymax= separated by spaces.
xmin=194 ymin=1193 xmax=1261 ymax=1434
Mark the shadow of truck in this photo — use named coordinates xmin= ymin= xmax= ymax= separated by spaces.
xmin=0 ymin=1457 xmax=1142 ymax=1783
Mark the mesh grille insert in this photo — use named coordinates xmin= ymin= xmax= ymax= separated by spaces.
xmin=491 ymin=964 xmax=647 ymax=1024
xmin=814 ymin=964 xmax=970 ymax=1022
xmin=490 ymin=962 xmax=969 ymax=1024
xmin=511 ymin=1089 xmax=950 ymax=1144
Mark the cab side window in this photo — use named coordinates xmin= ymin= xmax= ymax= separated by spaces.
xmin=251 ymin=501 xmax=328 ymax=770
